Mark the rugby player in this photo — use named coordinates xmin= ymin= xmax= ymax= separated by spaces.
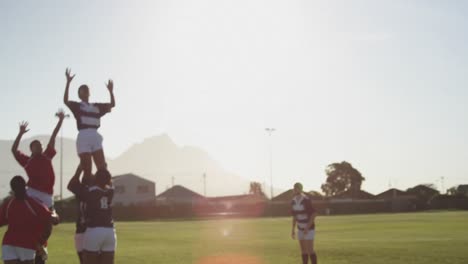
xmin=291 ymin=183 xmax=318 ymax=264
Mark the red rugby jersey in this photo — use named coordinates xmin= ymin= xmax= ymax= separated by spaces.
xmin=14 ymin=146 xmax=56 ymax=195
xmin=0 ymin=197 xmax=51 ymax=250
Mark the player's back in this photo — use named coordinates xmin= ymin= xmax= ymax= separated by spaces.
xmin=84 ymin=186 xmax=114 ymax=228
xmin=0 ymin=197 xmax=50 ymax=249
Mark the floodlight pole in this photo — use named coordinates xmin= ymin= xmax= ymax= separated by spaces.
xmin=59 ymin=112 xmax=70 ymax=201
xmin=203 ymin=173 xmax=207 ymax=196
xmin=265 ymin=128 xmax=276 ymax=199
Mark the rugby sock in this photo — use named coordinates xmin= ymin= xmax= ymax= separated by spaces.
xmin=310 ymin=253 xmax=317 ymax=264
xmin=302 ymin=254 xmax=309 ymax=264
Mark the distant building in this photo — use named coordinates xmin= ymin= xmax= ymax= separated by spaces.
xmin=272 ymin=189 xmax=294 ymax=202
xmin=332 ymin=189 xmax=375 ymax=200
xmin=156 ymin=185 xmax=204 ymax=205
xmin=272 ymin=189 xmax=323 ymax=202
xmin=203 ymin=194 xmax=267 ymax=216
xmin=112 ymin=174 xmax=156 ymax=206
xmin=406 ymin=185 xmax=440 ymax=200
xmin=207 ymin=194 xmax=266 ymax=207
xmin=376 ymin=188 xmax=410 ymax=200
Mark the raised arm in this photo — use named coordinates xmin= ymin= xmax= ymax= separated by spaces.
xmin=106 ymin=79 xmax=116 ymax=108
xmin=11 ymin=121 xmax=29 ymax=155
xmin=64 ymin=68 xmax=75 ymax=106
xmin=48 ymin=110 xmax=66 ymax=149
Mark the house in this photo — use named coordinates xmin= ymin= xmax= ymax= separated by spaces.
xmin=112 ymin=174 xmax=156 ymax=206
xmin=272 ymin=189 xmax=323 ymax=202
xmin=332 ymin=189 xmax=375 ymax=200
xmin=272 ymin=189 xmax=294 ymax=202
xmin=406 ymin=185 xmax=440 ymax=200
xmin=376 ymin=188 xmax=410 ymax=200
xmin=156 ymin=185 xmax=205 ymax=205
xmin=207 ymin=194 xmax=266 ymax=207
xmin=203 ymin=194 xmax=267 ymax=216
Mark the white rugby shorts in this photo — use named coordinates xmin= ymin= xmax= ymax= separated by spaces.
xmin=2 ymin=245 xmax=36 ymax=261
xmin=77 ymin=129 xmax=103 ymax=155
xmin=83 ymin=227 xmax=116 ymax=252
xmin=297 ymin=229 xmax=315 ymax=240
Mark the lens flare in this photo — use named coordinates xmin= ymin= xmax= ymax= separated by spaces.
xmin=195 ymin=254 xmax=264 ymax=264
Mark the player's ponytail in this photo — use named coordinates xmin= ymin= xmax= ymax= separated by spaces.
xmin=10 ymin=176 xmax=27 ymax=200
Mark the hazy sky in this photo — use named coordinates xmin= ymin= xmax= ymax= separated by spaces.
xmin=1 ymin=0 xmax=467 ymax=194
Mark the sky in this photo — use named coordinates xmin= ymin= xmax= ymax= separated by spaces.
xmin=1 ymin=0 xmax=468 ymax=195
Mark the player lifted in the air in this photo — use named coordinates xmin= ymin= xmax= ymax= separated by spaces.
xmin=63 ymin=68 xmax=116 ymax=181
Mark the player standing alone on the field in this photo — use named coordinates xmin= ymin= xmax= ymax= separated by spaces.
xmin=67 ymin=165 xmax=90 ymax=264
xmin=63 ymin=68 xmax=116 ymax=183
xmin=68 ymin=169 xmax=116 ymax=264
xmin=0 ymin=176 xmax=59 ymax=264
xmin=291 ymin=182 xmax=318 ymax=264
xmin=11 ymin=110 xmax=65 ymax=210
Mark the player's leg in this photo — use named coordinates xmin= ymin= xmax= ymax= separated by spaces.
xmin=304 ymin=230 xmax=316 ymax=264
xmin=90 ymin=132 xmax=106 ymax=171
xmin=75 ymin=233 xmax=84 ymax=264
xmin=82 ymin=228 xmax=103 ymax=264
xmin=82 ymin=251 xmax=99 ymax=264
xmin=99 ymin=228 xmax=116 ymax=264
xmin=306 ymin=239 xmax=316 ymax=264
xmin=4 ymin=261 xmax=19 ymax=264
xmin=91 ymin=149 xmax=107 ymax=171
xmin=79 ymin=153 xmax=93 ymax=180
xmin=99 ymin=252 xmax=114 ymax=264
xmin=77 ymin=130 xmax=94 ymax=181
xmin=18 ymin=261 xmax=33 ymax=264
xmin=307 ymin=239 xmax=317 ymax=264
xmin=298 ymin=239 xmax=308 ymax=264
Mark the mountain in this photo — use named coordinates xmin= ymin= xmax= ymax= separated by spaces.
xmin=0 ymin=134 xmax=252 ymax=198
xmin=108 ymin=134 xmax=250 ymax=196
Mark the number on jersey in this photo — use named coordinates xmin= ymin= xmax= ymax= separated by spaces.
xmin=100 ymin=197 xmax=109 ymax=209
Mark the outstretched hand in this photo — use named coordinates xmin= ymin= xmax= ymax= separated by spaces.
xmin=65 ymin=68 xmax=75 ymax=83
xmin=106 ymin=79 xmax=114 ymax=93
xmin=19 ymin=121 xmax=29 ymax=134
xmin=55 ymin=109 xmax=66 ymax=120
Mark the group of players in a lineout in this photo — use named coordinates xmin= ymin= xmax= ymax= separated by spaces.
xmin=0 ymin=68 xmax=318 ymax=264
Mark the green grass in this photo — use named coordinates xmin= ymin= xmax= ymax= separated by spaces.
xmin=6 ymin=211 xmax=468 ymax=263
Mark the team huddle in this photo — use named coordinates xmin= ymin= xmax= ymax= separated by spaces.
xmin=1 ymin=69 xmax=318 ymax=264
xmin=1 ymin=68 xmax=116 ymax=264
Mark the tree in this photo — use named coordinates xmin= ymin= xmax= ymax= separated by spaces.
xmin=321 ymin=161 xmax=365 ymax=197
xmin=447 ymin=186 xmax=458 ymax=195
xmin=447 ymin=185 xmax=468 ymax=197
xmin=249 ymin=182 xmax=265 ymax=197
xmin=406 ymin=184 xmax=439 ymax=202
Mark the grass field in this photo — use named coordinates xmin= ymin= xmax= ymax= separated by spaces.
xmin=7 ymin=211 xmax=468 ymax=263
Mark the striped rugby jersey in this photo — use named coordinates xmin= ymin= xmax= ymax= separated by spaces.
xmin=67 ymin=101 xmax=111 ymax=130
xmin=291 ymin=195 xmax=316 ymax=230
xmin=69 ymin=182 xmax=114 ymax=228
